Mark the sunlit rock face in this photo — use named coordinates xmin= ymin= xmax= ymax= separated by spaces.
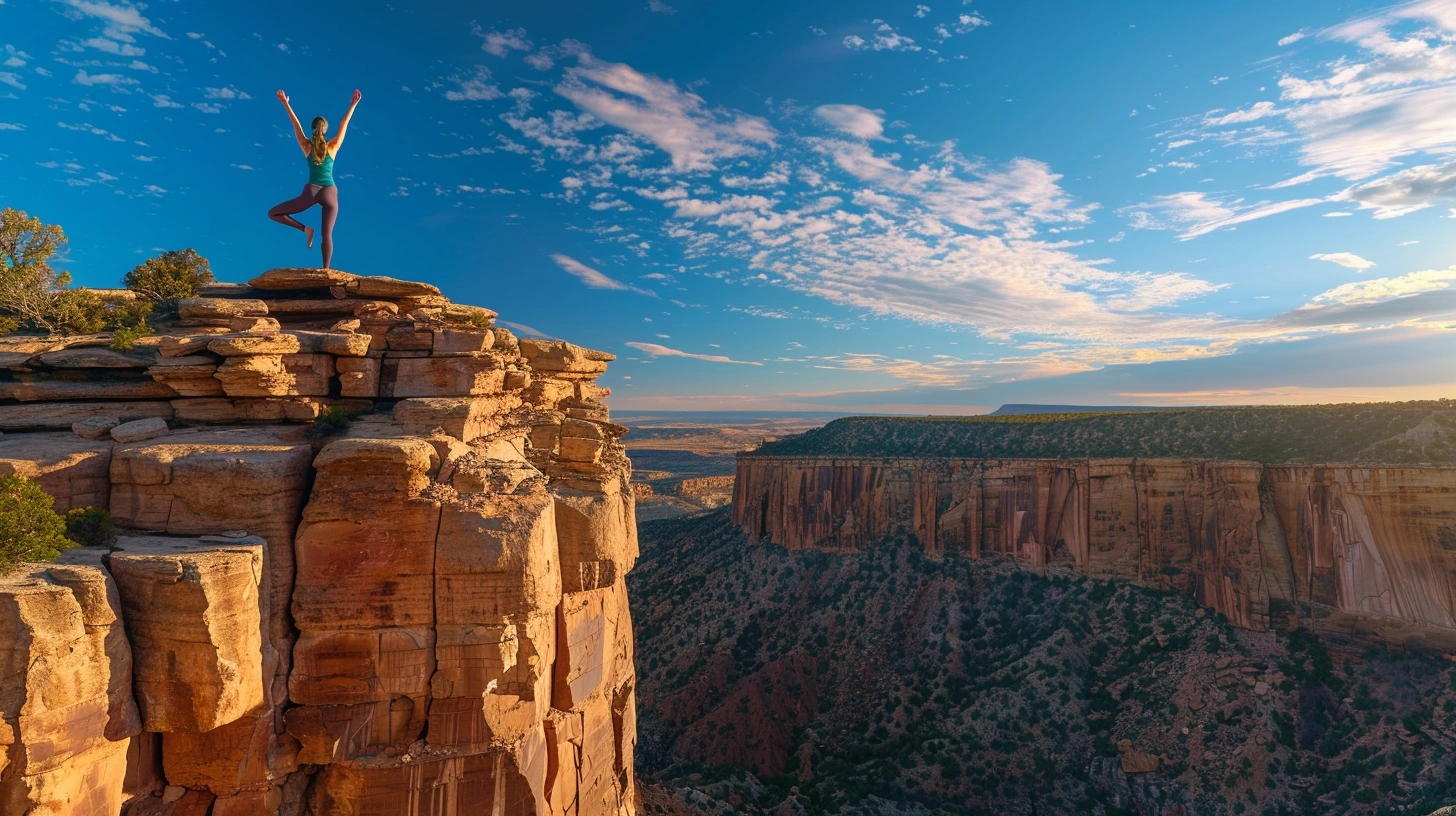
xmin=0 ymin=269 xmax=638 ymax=816
xmin=735 ymin=456 xmax=1456 ymax=650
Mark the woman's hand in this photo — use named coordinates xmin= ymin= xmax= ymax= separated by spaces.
xmin=277 ymin=89 xmax=289 ymax=105
xmin=351 ymin=89 xmax=362 ymax=105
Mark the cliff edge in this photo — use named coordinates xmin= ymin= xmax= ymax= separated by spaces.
xmin=737 ymin=426 xmax=1456 ymax=652
xmin=0 ymin=268 xmax=637 ymax=816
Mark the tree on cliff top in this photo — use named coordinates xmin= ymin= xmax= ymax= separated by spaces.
xmin=0 ymin=207 xmax=72 ymax=333
xmin=124 ymin=248 xmax=214 ymax=303
xmin=0 ymin=475 xmax=76 ymax=572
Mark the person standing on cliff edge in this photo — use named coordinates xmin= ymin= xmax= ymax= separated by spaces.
xmin=267 ymin=89 xmax=360 ymax=269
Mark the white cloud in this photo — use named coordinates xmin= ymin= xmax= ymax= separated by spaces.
xmin=809 ymin=26 xmax=827 ymax=36
xmin=0 ymin=122 xmax=24 ymax=130
xmin=3 ymin=45 xmax=28 ymax=68
xmin=1205 ymin=100 xmax=1278 ymax=126
xmin=843 ymin=21 xmax=920 ymax=51
xmin=625 ymin=341 xmax=762 ymax=365
xmin=814 ymin=104 xmax=885 ymax=140
xmin=554 ymin=52 xmax=775 ymax=171
xmin=442 ymin=65 xmax=503 ymax=101
xmin=73 ymin=69 xmax=136 ymax=88
xmin=57 ymin=120 xmax=123 ymax=141
xmin=475 ymin=26 xmax=531 ymax=57
xmin=1304 ymin=267 xmax=1456 ymax=307
xmin=551 ymin=253 xmax=630 ymax=290
xmin=191 ymin=102 xmax=223 ymax=114
xmin=1309 ymin=252 xmax=1376 ymax=270
xmin=1278 ymin=30 xmax=1307 ymax=46
xmin=1119 ymin=191 xmax=1325 ymax=239
xmin=150 ymin=93 xmax=182 ymax=108
xmin=0 ymin=72 xmax=23 ymax=90
xmin=203 ymin=85 xmax=250 ymax=100
xmin=58 ymin=0 xmax=167 ymax=41
xmin=647 ymin=0 xmax=677 ymax=14
xmin=915 ymin=5 xmax=930 ymax=17
xmin=1334 ymin=160 xmax=1456 ymax=218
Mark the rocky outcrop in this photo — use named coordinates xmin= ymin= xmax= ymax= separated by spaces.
xmin=0 ymin=270 xmax=637 ymax=815
xmin=734 ymin=456 xmax=1456 ymax=651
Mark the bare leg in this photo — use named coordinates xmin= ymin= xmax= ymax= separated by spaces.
xmin=268 ymin=186 xmax=317 ymax=232
xmin=317 ymin=186 xmax=339 ymax=268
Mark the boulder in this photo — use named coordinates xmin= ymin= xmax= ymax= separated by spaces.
xmin=1117 ymin=739 xmax=1163 ymax=774
xmin=73 ymin=417 xmax=121 ymax=440
xmin=227 ymin=317 xmax=280 ymax=334
xmin=109 ymin=536 xmax=266 ymax=733
xmin=392 ymin=395 xmax=518 ymax=442
xmin=111 ymin=417 xmax=170 ymax=443
xmin=382 ymin=355 xmax=506 ymax=398
xmin=518 ymin=339 xmax=614 ymax=374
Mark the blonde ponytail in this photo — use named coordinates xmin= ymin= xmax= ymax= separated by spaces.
xmin=309 ymin=116 xmax=329 ymax=165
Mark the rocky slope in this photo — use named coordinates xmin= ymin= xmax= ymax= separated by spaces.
xmin=734 ymin=456 xmax=1456 ymax=652
xmin=631 ymin=510 xmax=1456 ymax=816
xmin=0 ymin=269 xmax=637 ymax=815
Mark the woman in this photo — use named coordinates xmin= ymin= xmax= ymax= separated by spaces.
xmin=268 ymin=89 xmax=360 ymax=269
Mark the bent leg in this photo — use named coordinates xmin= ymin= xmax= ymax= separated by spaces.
xmin=317 ymin=186 xmax=339 ymax=268
xmin=268 ymin=186 xmax=317 ymax=232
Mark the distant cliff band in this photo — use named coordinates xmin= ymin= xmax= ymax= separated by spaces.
xmin=734 ymin=455 xmax=1456 ymax=652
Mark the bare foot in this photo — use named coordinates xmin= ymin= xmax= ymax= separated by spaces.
xmin=304 ymin=226 xmax=315 ymax=248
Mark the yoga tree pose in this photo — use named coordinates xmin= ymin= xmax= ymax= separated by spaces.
xmin=268 ymin=89 xmax=360 ymax=269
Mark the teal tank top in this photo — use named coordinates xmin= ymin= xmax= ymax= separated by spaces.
xmin=307 ymin=153 xmax=335 ymax=187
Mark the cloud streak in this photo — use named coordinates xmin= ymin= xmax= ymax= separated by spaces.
xmin=625 ymin=342 xmax=762 ymax=365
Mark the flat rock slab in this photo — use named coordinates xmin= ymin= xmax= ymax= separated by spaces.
xmin=0 ymin=401 xmax=174 ymax=432
xmin=30 ymin=347 xmax=159 ymax=369
xmin=248 ymin=268 xmax=358 ymax=290
xmin=346 ymin=276 xmax=443 ymax=299
xmin=110 ymin=535 xmax=266 ymax=733
xmin=112 ymin=417 xmax=170 ymax=443
xmin=207 ymin=334 xmax=301 ymax=357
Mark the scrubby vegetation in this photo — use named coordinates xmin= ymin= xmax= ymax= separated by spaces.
xmin=0 ymin=475 xmax=77 ymax=571
xmin=63 ymin=506 xmax=114 ymax=548
xmin=631 ymin=510 xmax=1456 ymax=816
xmin=307 ymin=405 xmax=353 ymax=439
xmin=0 ymin=207 xmax=210 ymax=347
xmin=752 ymin=402 xmax=1456 ymax=465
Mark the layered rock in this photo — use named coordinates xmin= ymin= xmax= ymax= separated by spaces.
xmin=0 ymin=269 xmax=637 ymax=815
xmin=734 ymin=456 xmax=1456 ymax=651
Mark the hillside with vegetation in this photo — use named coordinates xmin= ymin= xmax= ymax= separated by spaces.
xmin=749 ymin=402 xmax=1456 ymax=465
xmin=631 ymin=510 xmax=1456 ymax=816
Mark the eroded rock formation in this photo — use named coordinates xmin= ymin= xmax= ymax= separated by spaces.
xmin=0 ymin=269 xmax=637 ymax=815
xmin=734 ymin=456 xmax=1456 ymax=650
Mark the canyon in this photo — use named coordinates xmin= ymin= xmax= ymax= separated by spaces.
xmin=0 ymin=269 xmax=637 ymax=815
xmin=734 ymin=455 xmax=1456 ymax=651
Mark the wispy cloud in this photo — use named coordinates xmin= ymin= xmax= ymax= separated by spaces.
xmin=1119 ymin=191 xmax=1325 ymax=239
xmin=73 ymin=68 xmax=137 ymax=88
xmin=815 ymin=104 xmax=885 ymax=140
xmin=843 ymin=20 xmax=920 ymax=52
xmin=647 ymin=0 xmax=677 ymax=14
xmin=441 ymin=65 xmax=503 ymax=101
xmin=1310 ymin=252 xmax=1375 ymax=270
xmin=550 ymin=252 xmax=653 ymax=295
xmin=474 ymin=25 xmax=531 ymax=57
xmin=626 ymin=341 xmax=762 ymax=365
xmin=554 ymin=51 xmax=775 ymax=171
xmin=1303 ymin=266 xmax=1456 ymax=307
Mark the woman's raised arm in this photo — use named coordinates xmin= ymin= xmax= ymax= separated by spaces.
xmin=329 ymin=89 xmax=362 ymax=154
xmin=277 ymin=90 xmax=309 ymax=155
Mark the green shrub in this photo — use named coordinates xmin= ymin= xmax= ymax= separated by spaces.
xmin=63 ymin=506 xmax=114 ymax=547
xmin=0 ymin=475 xmax=75 ymax=571
xmin=124 ymin=248 xmax=214 ymax=303
xmin=307 ymin=406 xmax=352 ymax=439
xmin=107 ymin=299 xmax=154 ymax=349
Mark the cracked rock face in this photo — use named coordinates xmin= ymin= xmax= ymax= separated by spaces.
xmin=734 ymin=456 xmax=1456 ymax=651
xmin=0 ymin=269 xmax=638 ymax=816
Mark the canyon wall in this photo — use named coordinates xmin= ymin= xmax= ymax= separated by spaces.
xmin=0 ymin=269 xmax=637 ymax=816
xmin=734 ymin=456 xmax=1456 ymax=650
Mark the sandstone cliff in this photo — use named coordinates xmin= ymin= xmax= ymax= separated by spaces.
xmin=734 ymin=456 xmax=1456 ymax=651
xmin=0 ymin=269 xmax=637 ymax=816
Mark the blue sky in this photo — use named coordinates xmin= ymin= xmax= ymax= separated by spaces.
xmin=5 ymin=0 xmax=1456 ymax=413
